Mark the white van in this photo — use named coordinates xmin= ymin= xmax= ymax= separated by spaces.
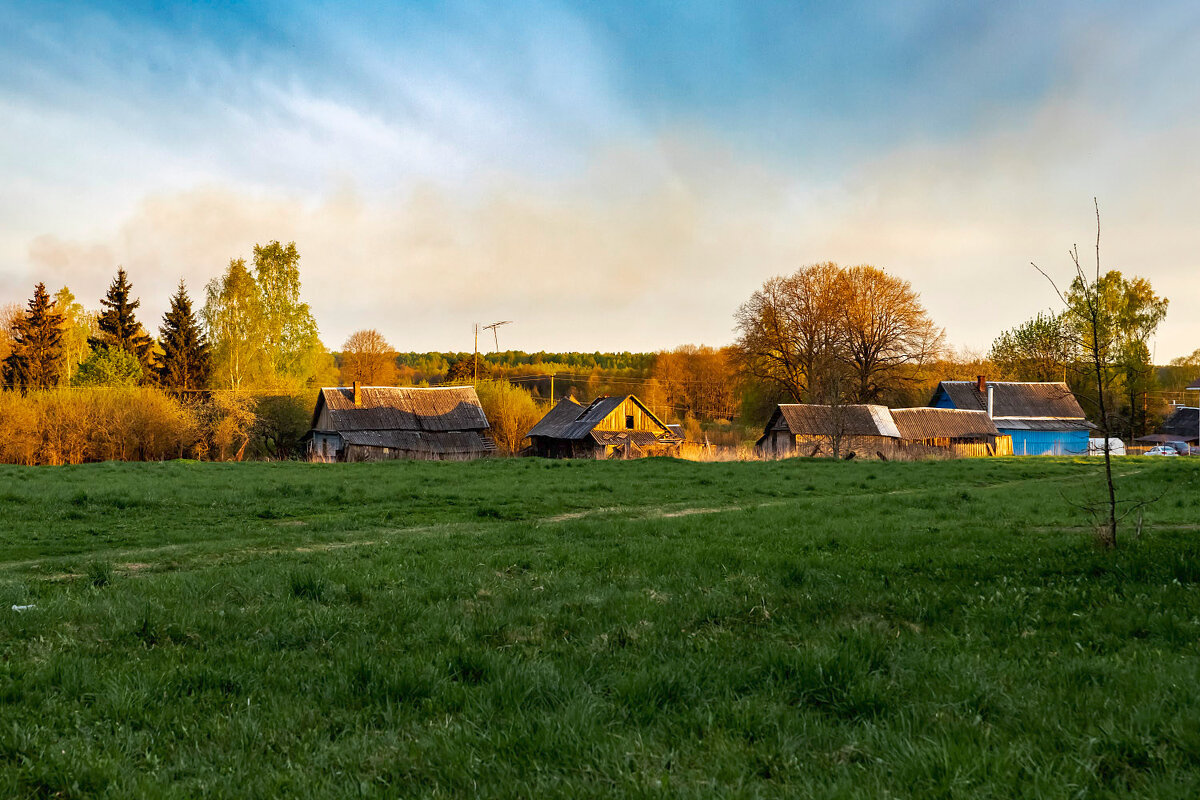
xmin=1088 ymin=438 xmax=1126 ymax=456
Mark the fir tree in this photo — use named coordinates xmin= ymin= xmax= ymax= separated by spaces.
xmin=2 ymin=282 xmax=65 ymax=391
xmin=90 ymin=267 xmax=154 ymax=369
xmin=157 ymin=281 xmax=211 ymax=392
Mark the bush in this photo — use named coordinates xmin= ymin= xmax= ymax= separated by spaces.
xmin=474 ymin=379 xmax=542 ymax=455
xmin=0 ymin=387 xmax=200 ymax=465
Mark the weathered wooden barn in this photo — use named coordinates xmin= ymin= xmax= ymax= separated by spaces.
xmin=526 ymin=395 xmax=682 ymax=458
xmin=929 ymin=377 xmax=1092 ymax=455
xmin=756 ymin=404 xmax=904 ymax=459
xmin=308 ymin=383 xmax=494 ymax=462
xmin=757 ymin=404 xmax=1010 ymax=459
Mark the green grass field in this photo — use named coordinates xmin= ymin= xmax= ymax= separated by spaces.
xmin=1 ymin=457 xmax=1199 ymax=798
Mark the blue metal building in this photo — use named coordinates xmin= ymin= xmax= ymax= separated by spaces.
xmin=929 ymin=378 xmax=1093 ymax=456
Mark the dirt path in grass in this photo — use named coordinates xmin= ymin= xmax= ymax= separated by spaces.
xmin=0 ymin=465 xmax=1151 ymax=578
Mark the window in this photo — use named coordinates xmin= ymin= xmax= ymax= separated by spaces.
xmin=626 ymin=415 xmax=634 ymax=429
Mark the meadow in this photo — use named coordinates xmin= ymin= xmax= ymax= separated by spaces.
xmin=0 ymin=456 xmax=1198 ymax=798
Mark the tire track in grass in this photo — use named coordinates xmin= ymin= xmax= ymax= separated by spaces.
xmin=0 ymin=463 xmax=1154 ymax=578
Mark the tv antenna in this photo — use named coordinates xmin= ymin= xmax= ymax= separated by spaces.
xmin=482 ymin=320 xmax=512 ymax=352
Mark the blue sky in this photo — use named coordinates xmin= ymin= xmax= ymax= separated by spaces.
xmin=2 ymin=1 xmax=1199 ymax=358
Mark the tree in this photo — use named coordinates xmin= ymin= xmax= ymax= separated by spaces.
xmin=341 ymin=329 xmax=398 ymax=386
xmin=445 ymin=358 xmax=476 ymax=385
xmin=253 ymin=241 xmax=324 ymax=385
xmin=3 ymin=283 xmax=65 ymax=391
xmin=474 ymin=379 xmax=541 ymax=455
xmin=72 ymin=345 xmax=144 ymax=387
xmin=839 ymin=265 xmax=944 ymax=402
xmin=732 ymin=263 xmax=942 ymax=405
xmin=53 ymin=287 xmax=95 ymax=385
xmin=203 ymin=258 xmax=267 ymax=390
xmin=158 ymin=281 xmax=211 ymax=394
xmin=989 ymin=311 xmax=1076 ymax=381
xmin=1066 ymin=272 xmax=1167 ymax=438
xmin=90 ymin=268 xmax=154 ymax=370
xmin=1033 ymin=201 xmax=1162 ymax=547
xmin=732 ymin=263 xmax=845 ymax=403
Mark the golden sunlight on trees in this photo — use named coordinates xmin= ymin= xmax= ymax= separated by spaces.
xmin=474 ymin=379 xmax=542 ymax=455
xmin=202 ymin=243 xmax=334 ymax=391
xmin=732 ymin=263 xmax=942 ymax=404
xmin=652 ymin=345 xmax=738 ymax=421
xmin=341 ymin=329 xmax=398 ymax=386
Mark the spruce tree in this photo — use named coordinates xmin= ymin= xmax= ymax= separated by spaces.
xmin=2 ymin=282 xmax=65 ymax=391
xmin=91 ymin=267 xmax=154 ymax=368
xmin=157 ymin=281 xmax=211 ymax=393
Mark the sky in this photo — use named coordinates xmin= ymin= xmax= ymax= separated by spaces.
xmin=2 ymin=0 xmax=1198 ymax=359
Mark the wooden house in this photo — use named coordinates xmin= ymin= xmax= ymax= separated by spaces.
xmin=929 ymin=377 xmax=1092 ymax=455
xmin=526 ymin=395 xmax=682 ymax=459
xmin=308 ymin=382 xmax=495 ymax=462
xmin=756 ymin=404 xmax=903 ymax=459
xmin=757 ymin=403 xmax=1009 ymax=459
xmin=1136 ymin=405 xmax=1199 ymax=448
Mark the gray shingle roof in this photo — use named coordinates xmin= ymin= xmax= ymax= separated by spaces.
xmin=773 ymin=404 xmax=901 ymax=438
xmin=890 ymin=407 xmax=999 ymax=440
xmin=934 ymin=381 xmax=1086 ymax=419
xmin=314 ymin=385 xmax=488 ymax=433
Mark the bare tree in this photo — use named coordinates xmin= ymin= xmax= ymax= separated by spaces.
xmin=1033 ymin=200 xmax=1119 ymax=546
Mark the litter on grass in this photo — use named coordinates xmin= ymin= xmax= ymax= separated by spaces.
xmin=11 ymin=604 xmax=36 ymax=612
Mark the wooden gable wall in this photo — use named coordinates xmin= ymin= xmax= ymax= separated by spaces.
xmin=595 ymin=397 xmax=666 ymax=433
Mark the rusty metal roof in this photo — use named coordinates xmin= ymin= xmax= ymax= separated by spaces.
xmin=340 ymin=429 xmax=496 ymax=454
xmin=527 ymin=395 xmax=680 ymax=441
xmin=934 ymin=381 xmax=1086 ymax=419
xmin=890 ymin=407 xmax=999 ymax=440
xmin=314 ymin=385 xmax=488 ymax=432
xmin=590 ymin=430 xmax=670 ymax=447
xmin=773 ymin=404 xmax=901 ymax=438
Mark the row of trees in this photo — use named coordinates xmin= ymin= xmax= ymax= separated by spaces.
xmin=1 ymin=241 xmax=332 ymax=395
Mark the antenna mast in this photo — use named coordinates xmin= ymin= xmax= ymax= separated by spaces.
xmin=482 ymin=320 xmax=512 ymax=352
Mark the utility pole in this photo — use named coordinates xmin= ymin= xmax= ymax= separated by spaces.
xmin=473 ymin=323 xmax=479 ymax=387
xmin=549 ymin=373 xmax=554 ymax=404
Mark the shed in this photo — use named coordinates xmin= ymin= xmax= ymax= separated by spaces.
xmin=526 ymin=395 xmax=682 ymax=459
xmin=308 ymin=382 xmax=495 ymax=461
xmin=929 ymin=377 xmax=1092 ymax=455
xmin=755 ymin=404 xmax=902 ymax=459
xmin=890 ymin=407 xmax=1010 ymax=456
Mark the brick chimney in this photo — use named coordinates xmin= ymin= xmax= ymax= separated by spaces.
xmin=976 ymin=375 xmax=987 ymax=393
xmin=352 ymin=381 xmax=362 ymax=407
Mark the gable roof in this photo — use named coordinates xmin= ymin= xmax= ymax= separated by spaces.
xmin=312 ymin=385 xmax=488 ymax=433
xmin=771 ymin=404 xmax=901 ymax=438
xmin=932 ymin=381 xmax=1086 ymax=419
xmin=890 ymin=407 xmax=999 ymax=440
xmin=1160 ymin=406 xmax=1199 ymax=440
xmin=527 ymin=395 xmax=680 ymax=441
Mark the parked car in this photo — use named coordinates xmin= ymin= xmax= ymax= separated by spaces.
xmin=1144 ymin=445 xmax=1179 ymax=456
xmin=1164 ymin=441 xmax=1192 ymax=455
